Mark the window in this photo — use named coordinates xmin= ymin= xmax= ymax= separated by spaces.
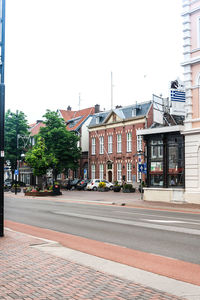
xmin=117 ymin=134 xmax=122 ymax=153
xmin=92 ymin=138 xmax=96 ymax=155
xmin=117 ymin=163 xmax=122 ymax=182
xmin=132 ymin=108 xmax=137 ymax=117
xmin=147 ymin=134 xmax=184 ymax=188
xmin=150 ymin=139 xmax=163 ymax=187
xmin=108 ymin=135 xmax=113 ymax=153
xmin=127 ymin=132 xmax=132 ymax=152
xmin=99 ymin=136 xmax=104 ymax=154
xmin=91 ymin=164 xmax=95 ymax=179
xmin=57 ymin=173 xmax=61 ymax=180
xmin=96 ymin=116 xmax=100 ymax=124
xmin=167 ymin=136 xmax=184 ymax=187
xmin=99 ymin=164 xmax=104 ymax=181
xmin=127 ymin=163 xmax=132 ymax=182
xmin=137 ymin=135 xmax=142 ymax=152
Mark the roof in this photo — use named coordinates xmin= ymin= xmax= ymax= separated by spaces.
xmin=137 ymin=125 xmax=184 ymax=136
xmin=29 ymin=121 xmax=45 ymax=136
xmin=88 ymin=101 xmax=152 ymax=128
xmin=59 ymin=107 xmax=95 ymax=131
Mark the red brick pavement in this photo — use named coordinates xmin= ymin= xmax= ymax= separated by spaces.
xmin=0 ymin=229 xmax=186 ymax=300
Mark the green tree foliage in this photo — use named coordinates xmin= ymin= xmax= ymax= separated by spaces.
xmin=5 ymin=110 xmax=29 ymax=176
xmin=25 ymin=137 xmax=57 ymax=177
xmin=39 ymin=110 xmax=81 ymax=179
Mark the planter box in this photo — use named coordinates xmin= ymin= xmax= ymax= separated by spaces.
xmin=98 ymin=187 xmax=109 ymax=192
xmin=25 ymin=191 xmax=54 ymax=196
xmin=122 ymin=188 xmax=136 ymax=193
xmin=113 ymin=186 xmax=121 ymax=192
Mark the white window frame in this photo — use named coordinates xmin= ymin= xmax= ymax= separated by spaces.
xmin=117 ymin=163 xmax=122 ymax=182
xmin=108 ymin=135 xmax=113 ymax=153
xmin=99 ymin=164 xmax=104 ymax=181
xmin=92 ymin=137 xmax=96 ymax=155
xmin=132 ymin=108 xmax=137 ymax=117
xmin=137 ymin=135 xmax=142 ymax=152
xmin=127 ymin=132 xmax=132 ymax=152
xmin=99 ymin=136 xmax=104 ymax=154
xmin=91 ymin=164 xmax=96 ymax=180
xmin=117 ymin=134 xmax=122 ymax=153
xmin=127 ymin=163 xmax=132 ymax=182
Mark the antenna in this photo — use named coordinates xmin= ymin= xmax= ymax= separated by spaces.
xmin=78 ymin=93 xmax=81 ymax=111
xmin=111 ymin=72 xmax=114 ymax=110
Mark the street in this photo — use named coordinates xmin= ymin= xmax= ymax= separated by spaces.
xmin=4 ymin=192 xmax=200 ymax=265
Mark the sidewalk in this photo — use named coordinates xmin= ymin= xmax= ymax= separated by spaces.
xmin=0 ymin=228 xmax=192 ymax=300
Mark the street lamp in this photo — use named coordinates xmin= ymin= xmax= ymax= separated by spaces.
xmin=0 ymin=0 xmax=5 ymax=237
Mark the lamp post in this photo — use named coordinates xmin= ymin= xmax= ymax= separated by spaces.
xmin=0 ymin=0 xmax=5 ymax=237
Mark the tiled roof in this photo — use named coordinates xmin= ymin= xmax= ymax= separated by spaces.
xmin=59 ymin=107 xmax=95 ymax=131
xmin=29 ymin=121 xmax=45 ymax=136
xmin=88 ymin=101 xmax=152 ymax=127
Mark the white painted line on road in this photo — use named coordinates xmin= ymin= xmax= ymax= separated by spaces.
xmin=143 ymin=219 xmax=200 ymax=225
xmin=53 ymin=211 xmax=200 ymax=236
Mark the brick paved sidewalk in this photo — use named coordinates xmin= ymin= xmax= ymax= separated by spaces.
xmin=0 ymin=229 xmax=186 ymax=300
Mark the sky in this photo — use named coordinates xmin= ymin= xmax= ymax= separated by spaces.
xmin=5 ymin=0 xmax=183 ymax=123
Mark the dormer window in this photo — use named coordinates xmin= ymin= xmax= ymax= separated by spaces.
xmin=96 ymin=116 xmax=100 ymax=124
xmin=132 ymin=108 xmax=137 ymax=117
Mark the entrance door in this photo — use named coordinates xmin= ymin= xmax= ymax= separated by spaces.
xmin=108 ymin=171 xmax=112 ymax=182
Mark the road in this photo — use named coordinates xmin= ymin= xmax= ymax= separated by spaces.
xmin=4 ymin=194 xmax=200 ymax=265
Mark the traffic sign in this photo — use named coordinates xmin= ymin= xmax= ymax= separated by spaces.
xmin=14 ymin=169 xmax=19 ymax=176
xmin=139 ymin=163 xmax=147 ymax=174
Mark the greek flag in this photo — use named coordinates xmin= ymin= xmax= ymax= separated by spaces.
xmin=170 ymin=90 xmax=185 ymax=102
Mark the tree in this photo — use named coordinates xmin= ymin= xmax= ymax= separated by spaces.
xmin=25 ymin=137 xmax=57 ymax=188
xmin=5 ymin=110 xmax=29 ymax=178
xmin=39 ymin=110 xmax=81 ymax=180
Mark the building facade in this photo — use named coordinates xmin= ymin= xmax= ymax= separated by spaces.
xmin=88 ymin=102 xmax=153 ymax=184
xmin=182 ymin=0 xmax=200 ymax=203
xmin=58 ymin=105 xmax=96 ymax=179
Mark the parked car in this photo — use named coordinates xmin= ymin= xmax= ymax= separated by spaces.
xmin=66 ymin=179 xmax=81 ymax=190
xmin=4 ymin=178 xmax=12 ymax=189
xmin=86 ymin=179 xmax=113 ymax=191
xmin=76 ymin=179 xmax=90 ymax=190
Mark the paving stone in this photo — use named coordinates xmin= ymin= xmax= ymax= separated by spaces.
xmin=0 ymin=229 xmax=187 ymax=300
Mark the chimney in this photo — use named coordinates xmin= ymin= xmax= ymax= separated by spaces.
xmin=67 ymin=105 xmax=71 ymax=111
xmin=95 ymin=104 xmax=100 ymax=113
xmin=36 ymin=120 xmax=43 ymax=123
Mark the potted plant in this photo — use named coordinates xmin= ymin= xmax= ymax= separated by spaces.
xmin=98 ymin=181 xmax=109 ymax=192
xmin=53 ymin=182 xmax=62 ymax=195
xmin=113 ymin=181 xmax=121 ymax=192
xmin=11 ymin=184 xmax=21 ymax=193
xmin=122 ymin=183 xmax=136 ymax=193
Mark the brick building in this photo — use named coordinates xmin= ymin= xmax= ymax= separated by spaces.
xmin=88 ymin=101 xmax=153 ymax=184
xmin=58 ymin=105 xmax=96 ymax=179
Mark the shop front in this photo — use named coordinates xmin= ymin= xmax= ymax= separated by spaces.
xmin=137 ymin=126 xmax=185 ymax=202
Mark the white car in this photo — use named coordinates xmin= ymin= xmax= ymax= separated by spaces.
xmin=86 ymin=179 xmax=113 ymax=191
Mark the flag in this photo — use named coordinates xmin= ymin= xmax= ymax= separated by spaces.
xmin=170 ymin=90 xmax=185 ymax=102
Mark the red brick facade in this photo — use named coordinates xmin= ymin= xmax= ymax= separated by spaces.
xmin=88 ymin=105 xmax=153 ymax=184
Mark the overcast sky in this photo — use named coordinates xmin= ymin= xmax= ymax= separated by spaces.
xmin=5 ymin=0 xmax=183 ymax=123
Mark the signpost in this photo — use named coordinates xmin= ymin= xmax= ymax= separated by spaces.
xmin=138 ymin=163 xmax=147 ymax=200
xmin=0 ymin=0 xmax=5 ymax=237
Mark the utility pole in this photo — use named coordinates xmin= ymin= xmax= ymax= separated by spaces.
xmin=0 ymin=0 xmax=6 ymax=237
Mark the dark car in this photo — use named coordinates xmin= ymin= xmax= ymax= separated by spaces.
xmin=76 ymin=179 xmax=90 ymax=190
xmin=66 ymin=179 xmax=81 ymax=190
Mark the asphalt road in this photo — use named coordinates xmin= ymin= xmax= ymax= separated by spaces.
xmin=4 ymin=195 xmax=200 ymax=265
